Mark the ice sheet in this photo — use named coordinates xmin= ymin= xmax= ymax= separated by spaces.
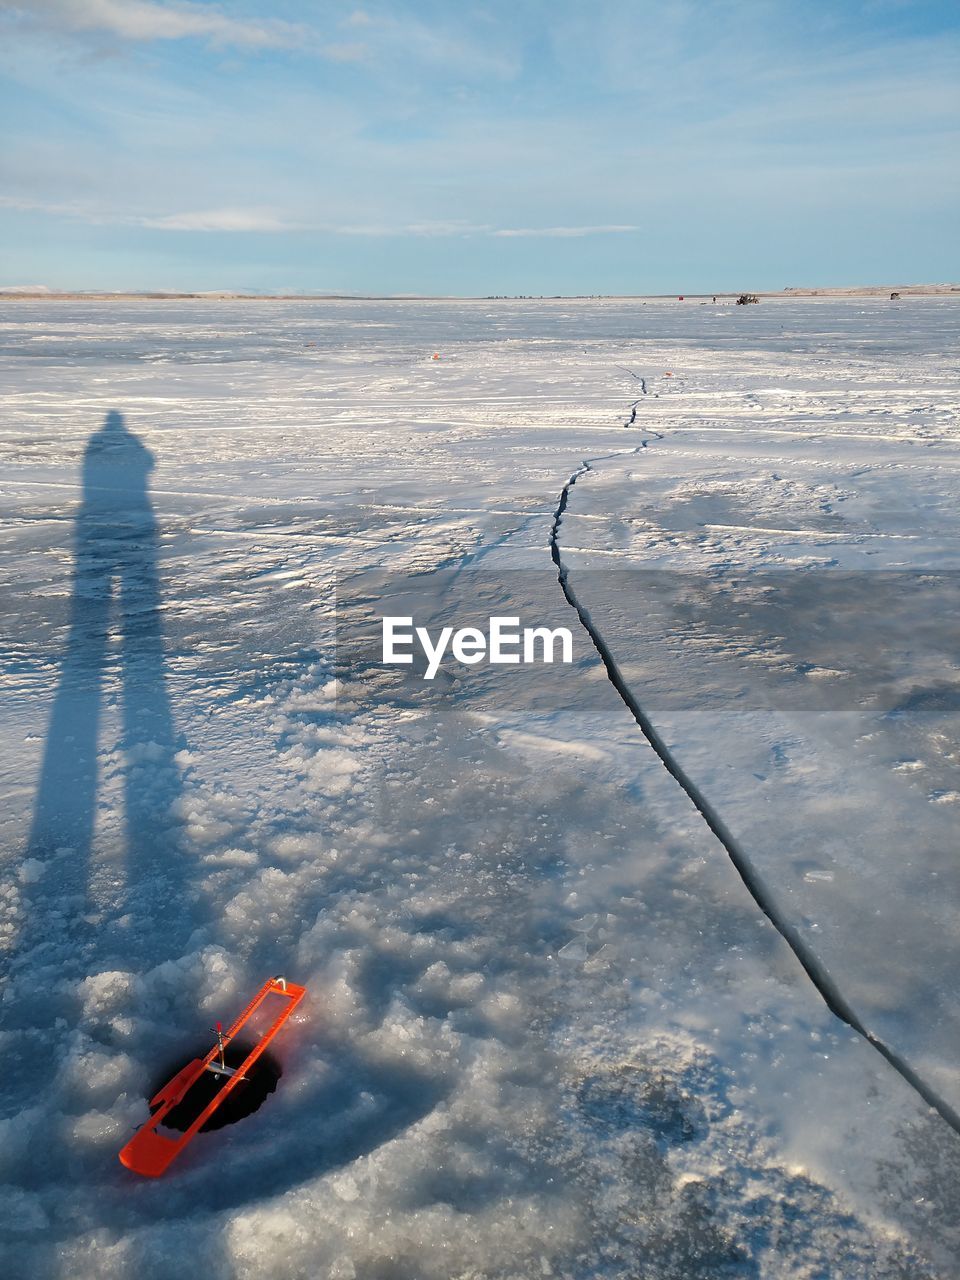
xmin=1 ymin=297 xmax=959 ymax=1277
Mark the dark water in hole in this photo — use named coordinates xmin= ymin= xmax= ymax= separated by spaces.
xmin=148 ymin=1040 xmax=282 ymax=1132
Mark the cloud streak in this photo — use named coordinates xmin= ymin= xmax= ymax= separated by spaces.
xmin=141 ymin=207 xmax=291 ymax=232
xmin=493 ymin=225 xmax=638 ymax=238
xmin=0 ymin=0 xmax=306 ymax=49
xmin=0 ymin=197 xmax=638 ymax=240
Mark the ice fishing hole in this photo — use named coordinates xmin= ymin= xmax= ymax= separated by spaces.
xmin=148 ymin=1041 xmax=282 ymax=1133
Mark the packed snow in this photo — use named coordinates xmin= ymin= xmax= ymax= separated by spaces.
xmin=1 ymin=297 xmax=959 ymax=1278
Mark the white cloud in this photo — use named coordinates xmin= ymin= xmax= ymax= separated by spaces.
xmin=402 ymin=220 xmax=490 ymax=237
xmin=1 ymin=0 xmax=306 ymax=49
xmin=1 ymin=1 xmax=516 ymax=75
xmin=141 ymin=207 xmax=290 ymax=232
xmin=0 ymin=199 xmax=641 ymax=239
xmin=494 ymin=225 xmax=638 ymax=238
xmin=0 ymin=195 xmax=296 ymax=231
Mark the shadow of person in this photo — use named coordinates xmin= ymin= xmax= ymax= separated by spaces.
xmin=26 ymin=411 xmax=185 ymax=968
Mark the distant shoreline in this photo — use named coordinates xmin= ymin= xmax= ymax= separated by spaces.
xmin=0 ymin=284 xmax=957 ymax=302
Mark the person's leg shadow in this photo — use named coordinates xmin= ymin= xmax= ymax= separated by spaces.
xmin=24 ymin=410 xmax=188 ymax=977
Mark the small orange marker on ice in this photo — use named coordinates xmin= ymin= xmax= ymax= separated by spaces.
xmin=118 ymin=976 xmax=306 ymax=1178
xmin=432 ymin=352 xmax=440 ymax=360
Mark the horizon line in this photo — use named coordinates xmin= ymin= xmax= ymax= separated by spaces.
xmin=1 ymin=283 xmax=959 ymax=302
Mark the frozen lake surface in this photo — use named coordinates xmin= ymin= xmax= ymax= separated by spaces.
xmin=1 ymin=297 xmax=959 ymax=1278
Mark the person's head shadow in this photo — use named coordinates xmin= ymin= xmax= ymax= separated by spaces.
xmin=24 ymin=411 xmax=193 ymax=973
xmin=81 ymin=408 xmax=154 ymax=514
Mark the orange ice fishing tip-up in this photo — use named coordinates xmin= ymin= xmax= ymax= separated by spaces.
xmin=119 ymin=976 xmax=306 ymax=1178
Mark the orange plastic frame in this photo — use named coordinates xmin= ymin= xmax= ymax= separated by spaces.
xmin=119 ymin=976 xmax=306 ymax=1177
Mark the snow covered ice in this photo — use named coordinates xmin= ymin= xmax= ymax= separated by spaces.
xmin=2 ymin=296 xmax=960 ymax=1277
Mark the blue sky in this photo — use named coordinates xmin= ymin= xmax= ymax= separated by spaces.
xmin=1 ymin=0 xmax=957 ymax=293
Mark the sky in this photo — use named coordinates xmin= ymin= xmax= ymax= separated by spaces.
xmin=0 ymin=0 xmax=958 ymax=294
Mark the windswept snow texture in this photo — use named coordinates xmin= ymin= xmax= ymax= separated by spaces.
xmin=1 ymin=297 xmax=960 ymax=1279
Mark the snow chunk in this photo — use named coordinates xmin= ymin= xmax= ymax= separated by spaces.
xmin=79 ymin=970 xmax=137 ymax=1019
